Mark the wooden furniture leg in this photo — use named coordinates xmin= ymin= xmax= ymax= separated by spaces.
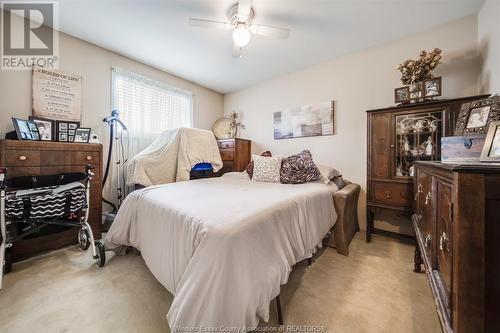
xmin=276 ymin=294 xmax=283 ymax=325
xmin=413 ymin=241 xmax=422 ymax=273
xmin=366 ymin=209 xmax=374 ymax=243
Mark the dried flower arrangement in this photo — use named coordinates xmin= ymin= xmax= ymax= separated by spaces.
xmin=397 ymin=48 xmax=442 ymax=85
xmin=229 ymin=111 xmax=245 ymax=138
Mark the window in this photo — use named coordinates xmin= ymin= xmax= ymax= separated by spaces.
xmin=111 ymin=67 xmax=193 ymax=139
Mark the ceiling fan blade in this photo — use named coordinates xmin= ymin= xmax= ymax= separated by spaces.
xmin=232 ymin=43 xmax=244 ymax=58
xmin=250 ymin=24 xmax=290 ymax=39
xmin=188 ymin=18 xmax=231 ymax=30
xmin=238 ymin=0 xmax=253 ymax=16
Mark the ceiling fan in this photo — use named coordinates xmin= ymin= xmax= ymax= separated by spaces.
xmin=188 ymin=0 xmax=291 ymax=58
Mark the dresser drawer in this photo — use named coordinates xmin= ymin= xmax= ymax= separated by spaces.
xmin=218 ymin=140 xmax=235 ymax=149
xmin=436 ymin=179 xmax=453 ymax=308
xmin=220 ymin=149 xmax=235 ymax=161
xmin=372 ymin=182 xmax=412 ymax=206
xmin=415 ymin=170 xmax=434 ymax=260
xmin=71 ymin=151 xmax=100 ymax=165
xmin=4 ymin=149 xmax=41 ymax=166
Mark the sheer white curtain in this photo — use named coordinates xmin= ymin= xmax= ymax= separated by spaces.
xmin=111 ymin=67 xmax=193 ymax=156
xmin=105 ymin=68 xmax=193 ymax=207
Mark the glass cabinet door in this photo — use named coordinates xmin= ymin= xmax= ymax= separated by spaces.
xmin=395 ymin=110 xmax=444 ymax=178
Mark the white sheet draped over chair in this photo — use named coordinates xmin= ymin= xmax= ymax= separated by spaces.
xmin=126 ymin=127 xmax=223 ymax=187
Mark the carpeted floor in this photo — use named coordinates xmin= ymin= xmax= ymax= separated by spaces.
xmin=0 ymin=233 xmax=441 ymax=333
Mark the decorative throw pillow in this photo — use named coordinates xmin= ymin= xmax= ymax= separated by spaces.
xmin=331 ymin=174 xmax=348 ymax=190
xmin=252 ymin=154 xmax=283 ymax=183
xmin=246 ymin=151 xmax=272 ymax=179
xmin=280 ymin=150 xmax=321 ymax=184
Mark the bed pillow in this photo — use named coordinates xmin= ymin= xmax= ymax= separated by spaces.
xmin=246 ymin=151 xmax=272 ymax=179
xmin=280 ymin=150 xmax=321 ymax=184
xmin=252 ymin=154 xmax=283 ymax=183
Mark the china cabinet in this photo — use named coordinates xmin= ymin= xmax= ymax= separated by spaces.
xmin=366 ymin=95 xmax=489 ymax=242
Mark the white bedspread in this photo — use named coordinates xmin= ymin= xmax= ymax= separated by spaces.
xmin=105 ymin=172 xmax=337 ymax=331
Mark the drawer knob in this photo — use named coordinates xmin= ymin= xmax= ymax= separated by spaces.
xmin=439 ymin=232 xmax=449 ymax=252
xmin=19 ymin=155 xmax=27 ymax=161
xmin=425 ymin=192 xmax=431 ymax=205
xmin=86 ymin=155 xmax=92 ymax=161
xmin=415 ymin=184 xmax=422 ymax=201
xmin=424 ymin=234 xmax=431 ymax=248
xmin=384 ymin=190 xmax=392 ymax=199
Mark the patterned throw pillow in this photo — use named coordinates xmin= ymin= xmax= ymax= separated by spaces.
xmin=280 ymin=150 xmax=321 ymax=184
xmin=246 ymin=151 xmax=272 ymax=179
xmin=252 ymin=154 xmax=283 ymax=183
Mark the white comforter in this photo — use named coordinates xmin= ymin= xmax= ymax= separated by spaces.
xmin=105 ymin=172 xmax=337 ymax=331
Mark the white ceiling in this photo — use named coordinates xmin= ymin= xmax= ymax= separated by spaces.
xmin=51 ymin=0 xmax=484 ymax=93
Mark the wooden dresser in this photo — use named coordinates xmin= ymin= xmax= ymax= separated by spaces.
xmin=216 ymin=138 xmax=251 ymax=175
xmin=366 ymin=95 xmax=488 ymax=241
xmin=412 ymin=161 xmax=500 ymax=333
xmin=0 ymin=140 xmax=103 ymax=261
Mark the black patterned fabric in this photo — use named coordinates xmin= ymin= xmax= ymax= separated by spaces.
xmin=246 ymin=151 xmax=272 ymax=179
xmin=280 ymin=150 xmax=321 ymax=184
xmin=5 ymin=187 xmax=86 ymax=220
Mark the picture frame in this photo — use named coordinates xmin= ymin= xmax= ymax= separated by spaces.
xmin=29 ymin=116 xmax=55 ymax=141
xmin=423 ymin=77 xmax=442 ymax=99
xmin=73 ymin=128 xmax=91 ymax=143
xmin=394 ymin=86 xmax=410 ymax=104
xmin=11 ymin=117 xmax=41 ymax=141
xmin=455 ymin=97 xmax=500 ymax=136
xmin=480 ymin=121 xmax=500 ymax=162
xmin=56 ymin=120 xmax=80 ymax=142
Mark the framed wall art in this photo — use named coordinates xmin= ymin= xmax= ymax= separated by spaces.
xmin=29 ymin=116 xmax=55 ymax=141
xmin=455 ymin=96 xmax=500 ymax=136
xmin=273 ymin=101 xmax=334 ymax=140
xmin=480 ymin=121 xmax=500 ymax=162
xmin=32 ymin=67 xmax=82 ymax=122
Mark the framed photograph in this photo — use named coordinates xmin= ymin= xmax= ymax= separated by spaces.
xmin=73 ymin=128 xmax=91 ymax=143
xmin=56 ymin=120 xmax=80 ymax=142
xmin=12 ymin=118 xmax=41 ymax=141
xmin=410 ymin=90 xmax=422 ymax=100
xmin=455 ymin=97 xmax=500 ymax=136
xmin=480 ymin=121 xmax=500 ymax=162
xmin=423 ymin=77 xmax=442 ymax=99
xmin=394 ymin=87 xmax=410 ymax=104
xmin=29 ymin=116 xmax=55 ymax=141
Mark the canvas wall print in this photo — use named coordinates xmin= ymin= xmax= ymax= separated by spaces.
xmin=273 ymin=101 xmax=334 ymax=140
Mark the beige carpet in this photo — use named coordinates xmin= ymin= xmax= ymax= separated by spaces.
xmin=0 ymin=233 xmax=440 ymax=333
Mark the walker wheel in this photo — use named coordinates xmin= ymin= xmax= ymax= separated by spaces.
xmin=3 ymin=249 xmax=12 ymax=274
xmin=95 ymin=242 xmax=105 ymax=268
xmin=78 ymin=228 xmax=91 ymax=251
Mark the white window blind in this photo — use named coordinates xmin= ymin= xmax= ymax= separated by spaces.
xmin=111 ymin=67 xmax=193 ymax=138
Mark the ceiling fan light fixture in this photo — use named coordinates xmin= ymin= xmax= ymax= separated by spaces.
xmin=232 ymin=25 xmax=251 ymax=47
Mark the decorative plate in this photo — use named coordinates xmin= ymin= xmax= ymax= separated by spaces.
xmin=212 ymin=117 xmax=234 ymax=139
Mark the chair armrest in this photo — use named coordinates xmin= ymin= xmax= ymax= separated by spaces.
xmin=330 ymin=182 xmax=360 ymax=256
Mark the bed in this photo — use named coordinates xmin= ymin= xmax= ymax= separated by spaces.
xmin=105 ymin=172 xmax=360 ymax=330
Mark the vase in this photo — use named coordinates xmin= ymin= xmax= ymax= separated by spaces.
xmin=409 ymin=81 xmax=423 ymax=103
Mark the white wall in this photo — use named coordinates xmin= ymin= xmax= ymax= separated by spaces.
xmin=478 ymin=0 xmax=500 ymax=94
xmin=0 ymin=13 xmax=224 ymax=139
xmin=224 ymin=15 xmax=480 ymax=233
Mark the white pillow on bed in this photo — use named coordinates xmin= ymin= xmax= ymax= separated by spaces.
xmin=252 ymin=154 xmax=283 ymax=183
